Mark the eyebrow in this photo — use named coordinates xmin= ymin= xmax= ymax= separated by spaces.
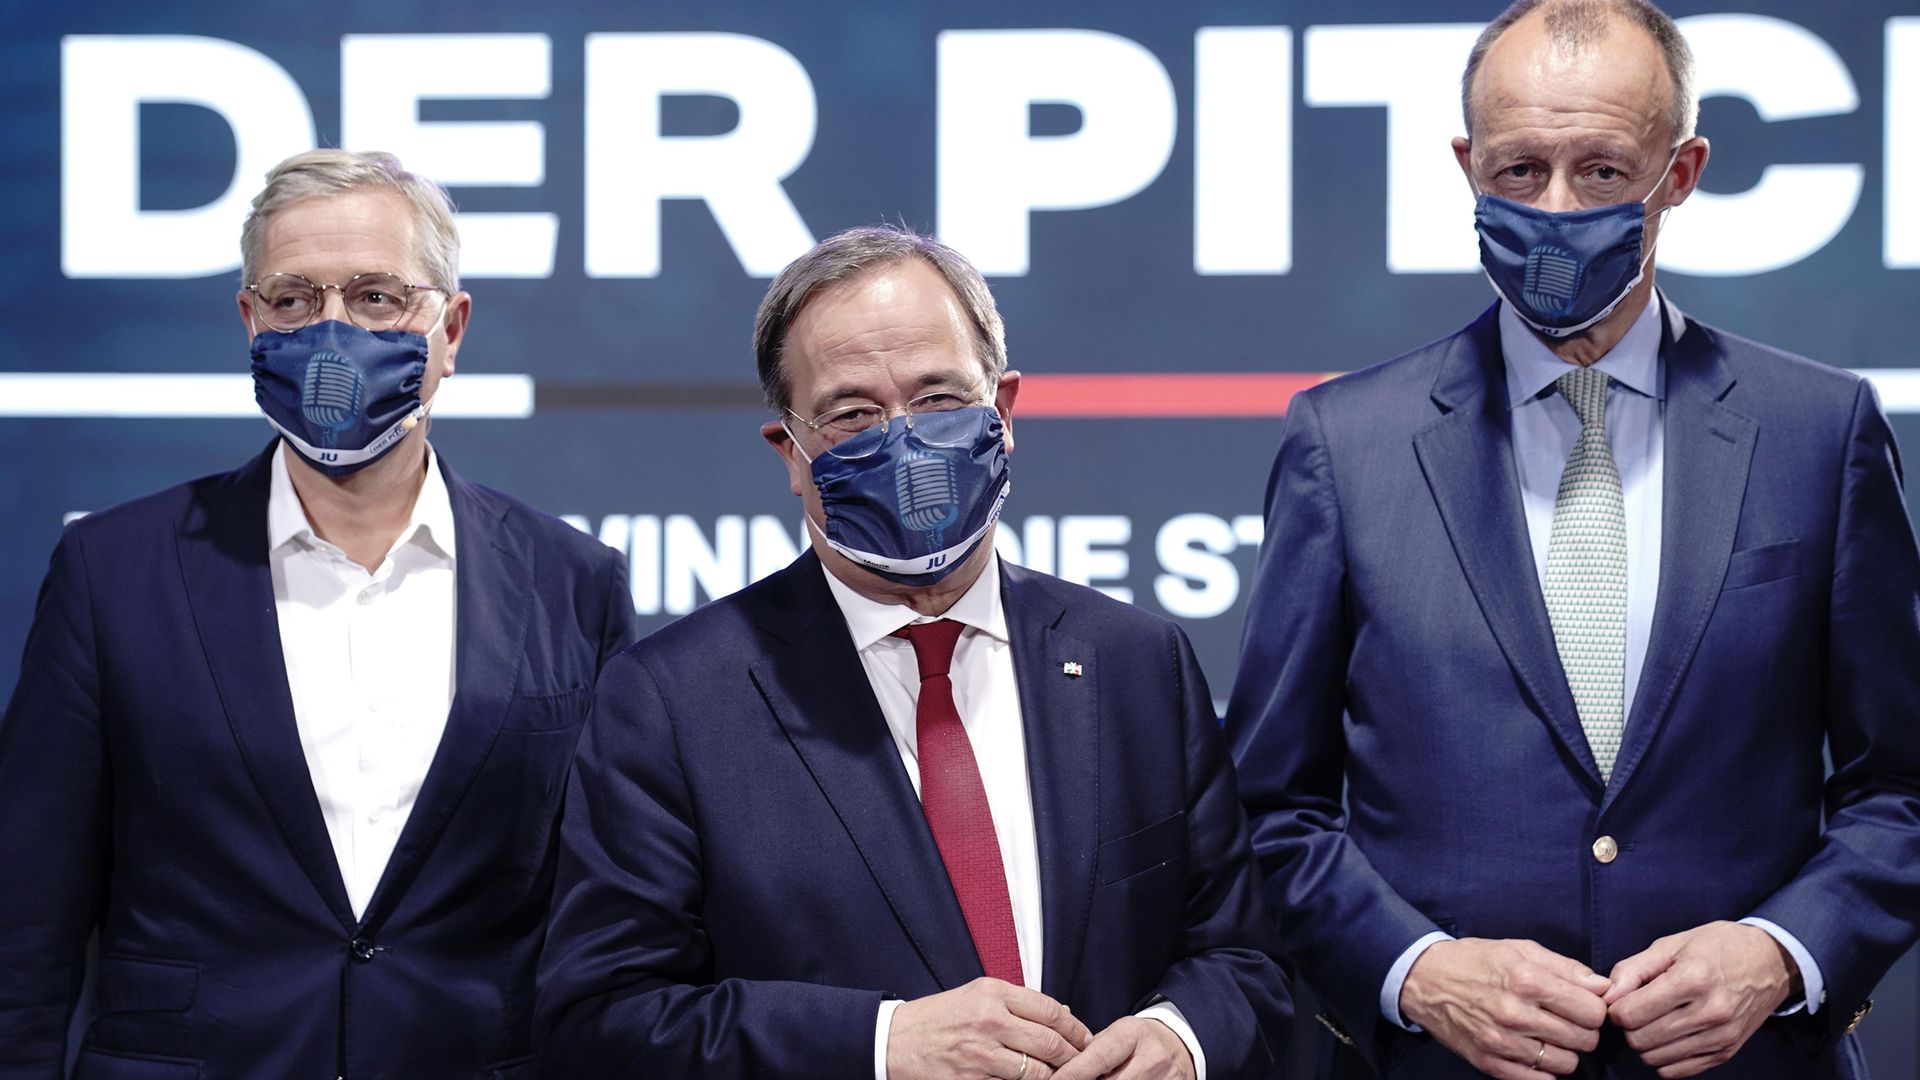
xmin=1482 ymin=139 xmax=1645 ymax=165
xmin=809 ymin=369 xmax=979 ymax=411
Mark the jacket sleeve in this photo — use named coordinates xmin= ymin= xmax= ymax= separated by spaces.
xmin=0 ymin=526 xmax=111 ymax=1078
xmin=1223 ymin=392 xmax=1443 ymax=1062
xmin=1144 ymin=623 xmax=1293 ymax=1080
xmin=534 ymin=649 xmax=880 ymax=1079
xmin=1750 ymin=378 xmax=1920 ymax=1042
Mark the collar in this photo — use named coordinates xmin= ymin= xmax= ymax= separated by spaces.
xmin=1501 ymin=293 xmax=1665 ymax=410
xmin=268 ymin=440 xmax=457 ymax=563
xmin=819 ymin=551 xmax=1009 ymax=652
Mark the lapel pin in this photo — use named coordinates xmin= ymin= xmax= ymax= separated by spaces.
xmin=1061 ymin=661 xmax=1083 ymax=678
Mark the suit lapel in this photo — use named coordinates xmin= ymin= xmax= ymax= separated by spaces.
xmin=360 ymin=463 xmax=533 ymax=929
xmin=1606 ymin=301 xmax=1754 ymax=807
xmin=178 ymin=444 xmax=356 ymax=930
xmin=1412 ymin=308 xmax=1604 ymax=789
xmin=1001 ymin=563 xmax=1098 ymax=1002
xmin=749 ymin=554 xmax=983 ymax=989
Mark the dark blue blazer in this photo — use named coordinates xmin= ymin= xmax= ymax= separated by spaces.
xmin=536 ymin=551 xmax=1290 ymax=1079
xmin=1226 ymin=298 xmax=1920 ymax=1078
xmin=0 ymin=442 xmax=637 ymax=1080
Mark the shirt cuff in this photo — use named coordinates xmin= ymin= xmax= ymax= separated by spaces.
xmin=875 ymin=997 xmax=904 ymax=1080
xmin=1740 ymin=917 xmax=1824 ymax=1015
xmin=1138 ymin=1000 xmax=1206 ymax=1080
xmin=1381 ymin=930 xmax=1455 ymax=1031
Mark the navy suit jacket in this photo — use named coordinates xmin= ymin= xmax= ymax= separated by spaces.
xmin=0 ymin=442 xmax=637 ymax=1080
xmin=535 ymin=551 xmax=1290 ymax=1079
xmin=1226 ymin=299 xmax=1920 ymax=1078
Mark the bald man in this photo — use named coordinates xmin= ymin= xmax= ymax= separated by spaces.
xmin=1227 ymin=2 xmax=1920 ymax=1078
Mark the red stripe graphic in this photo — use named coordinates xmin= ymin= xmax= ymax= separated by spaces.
xmin=1014 ymin=372 xmax=1332 ymax=418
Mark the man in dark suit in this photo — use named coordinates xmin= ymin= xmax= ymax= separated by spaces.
xmin=536 ymin=225 xmax=1288 ymax=1080
xmin=0 ymin=149 xmax=637 ymax=1079
xmin=1227 ymin=2 xmax=1920 ymax=1078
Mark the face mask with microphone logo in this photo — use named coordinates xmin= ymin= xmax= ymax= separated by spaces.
xmin=1472 ymin=152 xmax=1677 ymax=339
xmin=251 ymin=320 xmax=430 ymax=477
xmin=800 ymin=405 xmax=1012 ymax=586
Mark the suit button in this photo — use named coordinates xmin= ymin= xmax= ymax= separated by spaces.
xmin=1592 ymin=836 xmax=1619 ymax=864
xmin=350 ymin=937 xmax=377 ymax=962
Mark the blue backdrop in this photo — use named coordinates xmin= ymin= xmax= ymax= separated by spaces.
xmin=2 ymin=2 xmax=1915 ymax=1072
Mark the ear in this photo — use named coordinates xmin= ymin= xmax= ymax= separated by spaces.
xmin=762 ymin=417 xmax=811 ymax=498
xmin=992 ymin=369 xmax=1021 ymax=454
xmin=236 ymin=289 xmax=259 ymax=342
xmin=437 ymin=290 xmax=474 ymax=378
xmin=1451 ymin=137 xmax=1477 ymax=195
xmin=1659 ymin=136 xmax=1711 ymax=209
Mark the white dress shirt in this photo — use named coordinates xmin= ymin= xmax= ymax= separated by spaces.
xmin=820 ymin=556 xmax=1205 ymax=1079
xmin=1380 ymin=298 xmax=1822 ymax=1028
xmin=268 ymin=442 xmax=458 ymax=920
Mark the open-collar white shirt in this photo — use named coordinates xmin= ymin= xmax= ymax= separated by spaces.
xmin=268 ymin=441 xmax=458 ymax=920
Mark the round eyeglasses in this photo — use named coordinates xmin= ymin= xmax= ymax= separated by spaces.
xmin=786 ymin=383 xmax=991 ymax=460
xmin=247 ymin=272 xmax=448 ymax=333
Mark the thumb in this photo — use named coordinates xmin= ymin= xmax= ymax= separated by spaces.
xmin=1052 ymin=1033 xmax=1125 ymax=1080
xmin=1605 ymin=941 xmax=1679 ymax=1005
xmin=1529 ymin=943 xmax=1612 ymax=995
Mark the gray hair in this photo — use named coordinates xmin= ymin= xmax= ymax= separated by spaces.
xmin=240 ymin=149 xmax=461 ymax=293
xmin=1462 ymin=0 xmax=1697 ymax=144
xmin=754 ymin=225 xmax=1007 ymax=412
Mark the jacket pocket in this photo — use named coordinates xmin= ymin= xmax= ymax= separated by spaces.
xmin=499 ymin=686 xmax=591 ymax=732
xmin=484 ymin=1053 xmax=537 ymax=1079
xmin=93 ymin=955 xmax=198 ymax=1016
xmin=1722 ymin=539 xmax=1801 ymax=591
xmin=1097 ymin=811 xmax=1186 ymax=886
xmin=72 ymin=1046 xmax=202 ymax=1079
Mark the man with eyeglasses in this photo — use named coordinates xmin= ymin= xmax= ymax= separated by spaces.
xmin=535 ymin=225 xmax=1289 ymax=1080
xmin=1226 ymin=2 xmax=1920 ymax=1077
xmin=0 ymin=148 xmax=636 ymax=1078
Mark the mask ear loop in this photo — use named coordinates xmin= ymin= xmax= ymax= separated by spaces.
xmin=403 ymin=300 xmax=457 ymax=432
xmin=1634 ymin=147 xmax=1683 ymax=275
xmin=400 ymin=396 xmax=433 ymax=432
xmin=1641 ymin=148 xmax=1681 ymax=207
xmin=777 ymin=415 xmax=841 ymax=554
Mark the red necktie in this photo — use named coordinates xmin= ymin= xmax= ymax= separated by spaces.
xmin=893 ymin=620 xmax=1025 ymax=986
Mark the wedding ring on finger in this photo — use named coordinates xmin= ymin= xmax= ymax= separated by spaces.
xmin=1015 ymin=1051 xmax=1029 ymax=1080
xmin=1532 ymin=1040 xmax=1547 ymax=1069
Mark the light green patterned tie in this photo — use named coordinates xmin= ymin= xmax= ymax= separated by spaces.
xmin=1543 ymin=366 xmax=1627 ymax=781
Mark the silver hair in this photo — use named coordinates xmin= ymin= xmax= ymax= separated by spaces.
xmin=1462 ymin=0 xmax=1697 ymax=144
xmin=754 ymin=225 xmax=1007 ymax=412
xmin=239 ymin=149 xmax=461 ymax=292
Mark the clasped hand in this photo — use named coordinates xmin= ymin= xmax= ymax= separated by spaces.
xmin=1402 ymin=922 xmax=1794 ymax=1079
xmin=886 ymin=978 xmax=1194 ymax=1080
xmin=1605 ymin=921 xmax=1797 ymax=1077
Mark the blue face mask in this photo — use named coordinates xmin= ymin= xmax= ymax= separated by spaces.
xmin=251 ymin=320 xmax=430 ymax=477
xmin=794 ymin=406 xmax=1012 ymax=586
xmin=1473 ymin=158 xmax=1674 ymax=339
